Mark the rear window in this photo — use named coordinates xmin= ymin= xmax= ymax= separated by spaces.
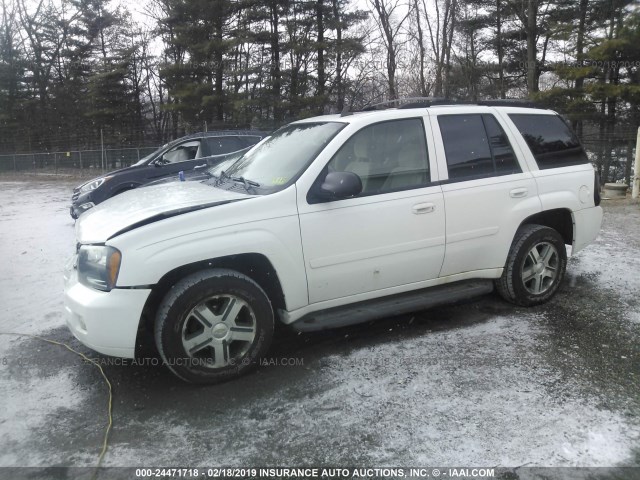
xmin=508 ymin=114 xmax=589 ymax=169
xmin=438 ymin=114 xmax=520 ymax=181
xmin=205 ymin=136 xmax=249 ymax=155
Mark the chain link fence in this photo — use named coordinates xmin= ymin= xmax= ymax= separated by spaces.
xmin=0 ymin=147 xmax=160 ymax=173
xmin=0 ymin=134 xmax=636 ymax=186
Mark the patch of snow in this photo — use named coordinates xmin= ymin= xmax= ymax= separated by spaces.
xmin=569 ymin=229 xmax=640 ymax=303
xmin=625 ymin=310 xmax=640 ymax=325
xmin=0 ymin=367 xmax=86 ymax=466
xmin=98 ymin=316 xmax=638 ymax=467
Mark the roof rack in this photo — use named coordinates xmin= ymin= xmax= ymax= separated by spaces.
xmin=361 ymin=97 xmax=446 ymax=111
xmin=359 ymin=97 xmax=541 ymax=111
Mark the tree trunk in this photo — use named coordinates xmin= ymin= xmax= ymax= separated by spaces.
xmin=443 ymin=0 xmax=456 ymax=98
xmin=526 ymin=0 xmax=538 ymax=95
xmin=496 ymin=0 xmax=505 ymax=98
xmin=214 ymin=3 xmax=224 ymax=122
xmin=270 ymin=1 xmax=282 ymax=122
xmin=413 ymin=0 xmax=427 ymax=96
xmin=332 ymin=0 xmax=344 ymax=110
xmin=316 ymin=0 xmax=325 ymax=112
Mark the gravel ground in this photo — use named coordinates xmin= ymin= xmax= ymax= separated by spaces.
xmin=0 ymin=181 xmax=638 ymax=478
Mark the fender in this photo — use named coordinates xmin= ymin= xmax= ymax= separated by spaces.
xmin=107 ymin=187 xmax=309 ymax=311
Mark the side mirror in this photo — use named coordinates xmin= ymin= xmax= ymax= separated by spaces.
xmin=318 ymin=171 xmax=362 ymax=199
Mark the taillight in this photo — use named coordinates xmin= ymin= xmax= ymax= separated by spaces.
xmin=594 ymin=170 xmax=601 ymax=206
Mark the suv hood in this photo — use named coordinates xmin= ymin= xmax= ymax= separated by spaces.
xmin=76 ymin=182 xmax=251 ymax=243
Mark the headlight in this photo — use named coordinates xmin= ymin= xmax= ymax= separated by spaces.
xmin=77 ymin=245 xmax=122 ymax=291
xmin=79 ymin=176 xmax=111 ymax=193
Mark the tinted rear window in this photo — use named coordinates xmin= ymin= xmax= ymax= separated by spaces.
xmin=205 ymin=137 xmax=248 ymax=155
xmin=509 ymin=114 xmax=589 ymax=169
xmin=438 ymin=114 xmax=520 ymax=181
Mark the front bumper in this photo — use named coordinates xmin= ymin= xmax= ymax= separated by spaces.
xmin=70 ymin=190 xmax=96 ymax=219
xmin=64 ymin=268 xmax=151 ymax=358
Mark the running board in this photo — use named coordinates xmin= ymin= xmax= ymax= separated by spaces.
xmin=290 ymin=280 xmax=494 ymax=332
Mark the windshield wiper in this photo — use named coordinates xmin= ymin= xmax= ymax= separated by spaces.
xmin=231 ymin=176 xmax=260 ymax=192
xmin=215 ymin=169 xmax=230 ymax=186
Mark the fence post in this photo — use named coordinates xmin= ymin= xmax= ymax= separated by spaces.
xmin=13 ymin=154 xmax=16 ymax=171
xmin=54 ymin=152 xmax=58 ymax=174
xmin=79 ymin=151 xmax=83 ymax=170
xmin=633 ymin=127 xmax=640 ymax=199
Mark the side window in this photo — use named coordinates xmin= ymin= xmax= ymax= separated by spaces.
xmin=327 ymin=118 xmax=430 ymax=195
xmin=241 ymin=136 xmax=263 ymax=148
xmin=483 ymin=115 xmax=521 ymax=175
xmin=205 ymin=137 xmax=246 ymax=155
xmin=160 ymin=140 xmax=201 ymax=164
xmin=438 ymin=114 xmax=520 ymax=181
xmin=509 ymin=114 xmax=589 ymax=169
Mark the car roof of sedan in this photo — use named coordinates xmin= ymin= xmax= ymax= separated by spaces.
xmin=155 ymin=129 xmax=270 ymax=151
xmin=181 ymin=129 xmax=269 ymax=140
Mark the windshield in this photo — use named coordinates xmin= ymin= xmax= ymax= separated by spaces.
xmin=221 ymin=122 xmax=345 ymax=190
xmin=206 ymin=147 xmax=254 ymax=177
xmin=132 ymin=144 xmax=168 ymax=166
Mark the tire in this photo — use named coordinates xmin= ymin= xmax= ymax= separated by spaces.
xmin=154 ymin=268 xmax=274 ymax=384
xmin=495 ymin=224 xmax=567 ymax=307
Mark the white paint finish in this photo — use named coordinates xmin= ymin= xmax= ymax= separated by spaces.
xmin=572 ymin=207 xmax=604 ymax=255
xmin=427 ymin=109 xmax=542 ymax=276
xmin=76 ymin=181 xmax=252 ymax=244
xmin=63 ymin=104 xmax=603 ymax=357
xmin=298 ymin=187 xmax=445 ymax=303
xmin=530 ymin=164 xmax=596 ymax=212
xmin=110 ymin=187 xmax=309 ymax=311
xmin=64 ymin=269 xmax=150 ymax=358
xmin=439 ymin=174 xmax=541 ymax=275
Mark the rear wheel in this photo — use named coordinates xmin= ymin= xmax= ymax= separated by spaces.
xmin=154 ymin=268 xmax=274 ymax=384
xmin=496 ymin=224 xmax=567 ymax=306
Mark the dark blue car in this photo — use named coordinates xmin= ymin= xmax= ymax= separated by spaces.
xmin=70 ymin=130 xmax=267 ymax=218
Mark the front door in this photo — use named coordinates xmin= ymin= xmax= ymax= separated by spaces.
xmin=148 ymin=139 xmax=204 ymax=180
xmin=298 ymin=117 xmax=446 ymax=304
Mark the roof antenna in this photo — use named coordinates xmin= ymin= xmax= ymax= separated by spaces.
xmin=340 ymin=105 xmax=353 ymax=117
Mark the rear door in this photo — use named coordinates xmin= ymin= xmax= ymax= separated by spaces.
xmin=431 ymin=109 xmax=541 ymax=277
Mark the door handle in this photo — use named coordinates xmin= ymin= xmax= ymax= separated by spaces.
xmin=194 ymin=164 xmax=208 ymax=169
xmin=412 ymin=203 xmax=435 ymax=214
xmin=510 ymin=187 xmax=528 ymax=198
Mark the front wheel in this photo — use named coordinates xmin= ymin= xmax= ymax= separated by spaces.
xmin=154 ymin=269 xmax=274 ymax=384
xmin=496 ymin=224 xmax=567 ymax=306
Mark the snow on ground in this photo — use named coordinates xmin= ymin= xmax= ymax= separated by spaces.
xmin=0 ymin=367 xmax=86 ymax=465
xmin=568 ymin=227 xmax=640 ymax=305
xmin=0 ymin=182 xmax=76 ymax=335
xmin=0 ymin=182 xmax=638 ymax=471
xmin=98 ymin=315 xmax=638 ymax=468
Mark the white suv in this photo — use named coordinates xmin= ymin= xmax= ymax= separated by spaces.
xmin=63 ymin=102 xmax=603 ymax=383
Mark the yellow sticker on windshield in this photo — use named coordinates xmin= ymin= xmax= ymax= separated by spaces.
xmin=272 ymin=177 xmax=288 ymax=185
